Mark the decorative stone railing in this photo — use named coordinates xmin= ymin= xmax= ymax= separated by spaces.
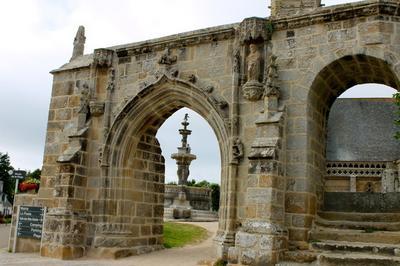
xmin=326 ymin=161 xmax=387 ymax=178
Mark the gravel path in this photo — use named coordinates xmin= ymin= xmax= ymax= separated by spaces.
xmin=0 ymin=222 xmax=218 ymax=266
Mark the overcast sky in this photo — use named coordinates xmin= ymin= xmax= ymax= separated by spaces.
xmin=0 ymin=0 xmax=396 ymax=184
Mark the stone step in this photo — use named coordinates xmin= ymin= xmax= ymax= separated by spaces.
xmin=318 ymin=251 xmax=400 ymax=266
xmin=315 ymin=215 xmax=400 ymax=231
xmin=318 ymin=211 xmax=400 ymax=223
xmin=310 ymin=227 xmax=400 ymax=245
xmin=311 ymin=240 xmax=400 ymax=257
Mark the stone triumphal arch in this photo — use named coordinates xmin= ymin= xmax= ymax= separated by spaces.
xmin=9 ymin=0 xmax=400 ymax=264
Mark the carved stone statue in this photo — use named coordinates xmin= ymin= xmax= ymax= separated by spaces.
xmin=242 ymin=44 xmax=264 ymax=101
xmin=247 ymin=44 xmax=262 ymax=82
xmin=70 ymin=26 xmax=85 ymax=61
xmin=232 ymin=138 xmax=244 ymax=160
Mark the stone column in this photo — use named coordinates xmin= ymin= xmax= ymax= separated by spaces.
xmin=350 ymin=174 xmax=357 ymax=192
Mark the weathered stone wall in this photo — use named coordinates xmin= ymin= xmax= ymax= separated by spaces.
xmin=14 ymin=0 xmax=400 ymax=264
xmin=89 ymin=127 xmax=165 ymax=258
xmin=324 ymin=192 xmax=400 ymax=213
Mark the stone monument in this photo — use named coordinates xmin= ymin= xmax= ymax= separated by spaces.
xmin=164 ymin=114 xmax=217 ymax=221
xmin=10 ymin=0 xmax=400 ymax=264
xmin=171 ymin=113 xmax=197 ymax=186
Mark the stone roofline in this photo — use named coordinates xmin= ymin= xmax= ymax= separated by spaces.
xmin=52 ymin=0 xmax=400 ymax=73
xmin=337 ymin=97 xmax=395 ymax=102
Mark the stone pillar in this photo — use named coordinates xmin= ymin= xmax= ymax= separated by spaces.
xmin=270 ymin=0 xmax=321 ymax=17
xmin=228 ymin=91 xmax=287 ymax=265
xmin=350 ymin=174 xmax=357 ymax=192
xmin=41 ymin=134 xmax=88 ymax=259
xmin=381 ymin=162 xmax=397 ymax=193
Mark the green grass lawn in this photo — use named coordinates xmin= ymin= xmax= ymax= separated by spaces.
xmin=163 ymin=222 xmax=208 ymax=248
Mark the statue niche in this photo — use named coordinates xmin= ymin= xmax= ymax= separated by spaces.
xmin=242 ymin=43 xmax=264 ymax=101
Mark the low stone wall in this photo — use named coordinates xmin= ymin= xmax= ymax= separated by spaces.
xmin=323 ymin=192 xmax=400 ymax=213
xmin=164 ymin=185 xmax=211 ymax=211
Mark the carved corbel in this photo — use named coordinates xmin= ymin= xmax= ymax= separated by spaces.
xmin=93 ymin=48 xmax=114 ymax=67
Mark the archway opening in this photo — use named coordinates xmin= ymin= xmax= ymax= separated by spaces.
xmin=307 ymin=54 xmax=400 ymax=212
xmin=307 ymin=54 xmax=400 ymax=251
xmin=96 ymin=78 xmax=230 ymax=257
xmin=325 ymin=84 xmax=399 ymax=197
xmin=156 ymin=107 xmax=221 ymax=249
xmin=308 ymin=54 xmax=400 ymax=214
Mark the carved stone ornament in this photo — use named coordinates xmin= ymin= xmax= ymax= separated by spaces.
xmin=264 ymin=55 xmax=280 ymax=98
xmin=89 ymin=101 xmax=105 ymax=116
xmin=93 ymin=48 xmax=114 ymax=67
xmin=248 ymin=138 xmax=279 ymax=160
xmin=107 ymin=68 xmax=116 ymax=92
xmin=232 ymin=138 xmax=244 ymax=160
xmin=158 ymin=48 xmax=177 ymax=65
xmin=239 ymin=17 xmax=269 ymax=44
xmin=188 ymin=74 xmax=197 ymax=83
xmin=233 ymin=49 xmax=241 ymax=73
xmin=242 ymin=44 xmax=264 ymax=101
xmin=77 ymin=81 xmax=90 ymax=115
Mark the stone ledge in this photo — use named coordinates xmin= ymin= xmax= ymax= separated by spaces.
xmin=273 ymin=0 xmax=400 ymax=31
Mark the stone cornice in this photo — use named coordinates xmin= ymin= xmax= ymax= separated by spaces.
xmin=272 ymin=0 xmax=400 ymax=31
xmin=114 ymin=23 xmax=237 ymax=58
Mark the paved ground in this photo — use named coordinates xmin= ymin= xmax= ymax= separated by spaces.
xmin=0 ymin=225 xmax=10 ymax=249
xmin=0 ymin=222 xmax=218 ymax=266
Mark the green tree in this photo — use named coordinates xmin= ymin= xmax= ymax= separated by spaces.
xmin=210 ymin=183 xmax=220 ymax=211
xmin=0 ymin=153 xmax=15 ymax=203
xmin=395 ymin=92 xmax=400 ymax=140
xmin=27 ymin=169 xmax=41 ymax=180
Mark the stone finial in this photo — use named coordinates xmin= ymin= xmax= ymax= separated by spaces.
xmin=70 ymin=26 xmax=86 ymax=61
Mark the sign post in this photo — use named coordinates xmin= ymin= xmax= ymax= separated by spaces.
xmin=8 ymin=170 xmax=26 ymax=194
